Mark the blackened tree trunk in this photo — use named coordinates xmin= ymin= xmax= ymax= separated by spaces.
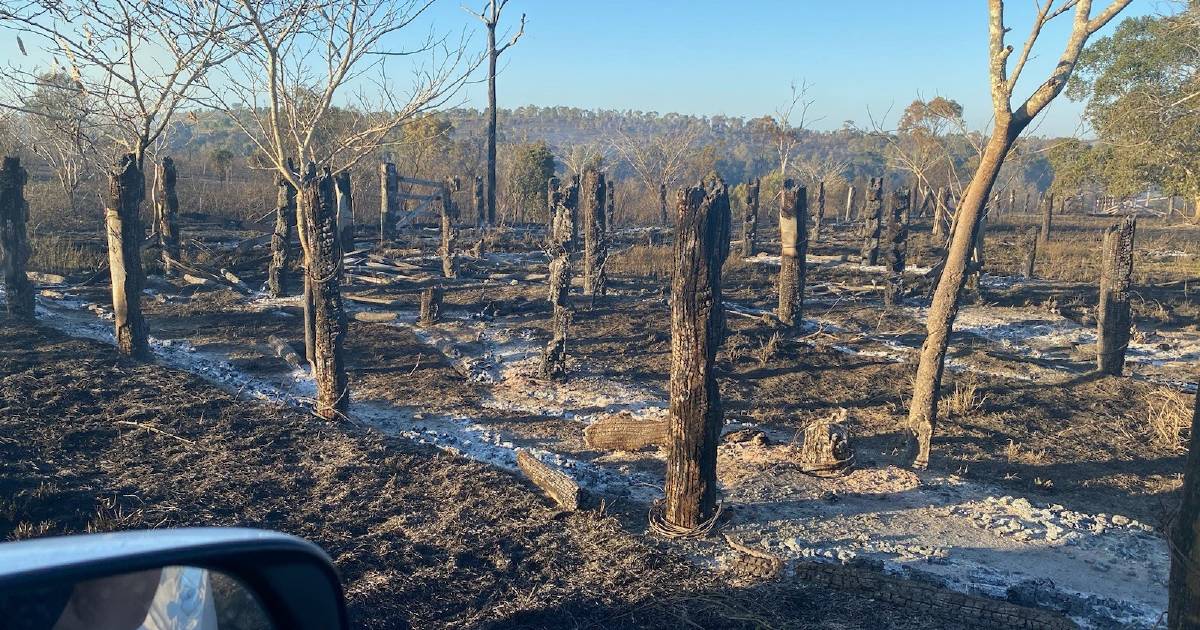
xmin=1023 ymin=227 xmax=1038 ymax=279
xmin=546 ymin=176 xmax=559 ymax=231
xmin=581 ymin=171 xmax=608 ymax=298
xmin=1097 ymin=217 xmax=1135 ymax=376
xmin=606 ymin=179 xmax=616 ymax=228
xmin=299 ymin=168 xmax=348 ymax=420
xmin=105 ymin=154 xmax=149 ymax=359
xmin=0 ymin=157 xmax=33 ymax=319
xmin=154 ymin=157 xmax=180 ymax=276
xmin=380 ymin=162 xmax=399 ymax=242
xmin=440 ymin=179 xmax=458 ymax=279
xmin=658 ymin=182 xmax=668 ymax=227
xmin=813 ymin=180 xmax=826 ymax=242
xmin=665 ymin=179 xmax=730 ymax=530
xmin=1169 ymin=384 xmax=1200 ymax=629
xmin=844 ymin=185 xmax=856 ymax=223
xmin=419 ymin=285 xmax=443 ymax=326
xmin=742 ymin=177 xmax=760 ymax=257
xmin=1039 ymin=192 xmax=1054 ymax=249
xmin=485 ymin=23 xmax=498 ymax=226
xmin=1008 ymin=188 xmax=1017 ymax=216
xmin=860 ymin=177 xmax=884 ymax=266
xmin=473 ymin=174 xmax=485 ymax=227
xmin=883 ymin=189 xmax=910 ymax=306
xmin=933 ymin=187 xmax=949 ymax=240
xmin=778 ymin=179 xmax=807 ymax=327
xmin=541 ymin=180 xmax=575 ymax=379
xmin=269 ymin=160 xmax=298 ymax=298
xmin=335 ymin=171 xmax=354 ymax=252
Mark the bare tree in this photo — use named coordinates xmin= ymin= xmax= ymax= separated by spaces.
xmin=905 ymin=0 xmax=1132 ymax=469
xmin=467 ymin=0 xmax=524 ymax=226
xmin=752 ymin=80 xmax=818 ymax=177
xmin=611 ymin=123 xmax=701 ymax=226
xmin=12 ymin=72 xmax=100 ymax=213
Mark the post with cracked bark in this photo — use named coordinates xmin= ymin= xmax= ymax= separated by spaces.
xmin=860 ymin=177 xmax=884 ymax=266
xmin=0 ymin=156 xmax=33 ymax=319
xmin=105 ymin=154 xmax=149 ymax=359
xmin=299 ymin=166 xmax=349 ymax=420
xmin=269 ymin=159 xmax=297 ymax=298
xmin=1097 ymin=217 xmax=1135 ymax=376
xmin=664 ymin=179 xmax=730 ymax=530
xmin=474 ymin=174 xmax=485 ymax=227
xmin=777 ymin=179 xmax=807 ymax=327
xmin=1169 ymin=383 xmax=1200 ymax=628
xmin=1023 ymin=227 xmax=1038 ymax=279
xmin=440 ymin=179 xmax=458 ymax=279
xmin=541 ymin=177 xmax=576 ymax=379
xmin=844 ymin=185 xmax=857 ymax=223
xmin=153 ymin=156 xmax=180 ymax=276
xmin=883 ymin=189 xmax=910 ymax=306
xmin=379 ymin=162 xmax=399 ymax=243
xmin=813 ymin=180 xmax=826 ymax=242
xmin=742 ymin=177 xmax=760 ymax=257
xmin=581 ymin=170 xmax=608 ymax=299
xmin=419 ymin=286 xmax=443 ymax=326
xmin=335 ymin=171 xmax=354 ymax=252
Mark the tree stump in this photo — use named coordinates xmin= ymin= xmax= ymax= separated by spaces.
xmin=799 ymin=409 xmax=854 ymax=477
xmin=1097 ymin=217 xmax=1135 ymax=376
xmin=546 ymin=176 xmax=560 ymax=232
xmin=778 ymin=179 xmax=807 ymax=327
xmin=1023 ymin=227 xmax=1038 ymax=279
xmin=439 ymin=179 xmax=458 ymax=279
xmin=335 ymin=170 xmax=355 ymax=252
xmin=581 ymin=170 xmax=608 ymax=298
xmin=813 ymin=180 xmax=826 ymax=242
xmin=474 ymin=174 xmax=485 ymax=227
xmin=1038 ymin=192 xmax=1054 ymax=249
xmin=269 ymin=159 xmax=297 ymax=298
xmin=0 ymin=157 xmax=33 ymax=319
xmin=860 ymin=177 xmax=884 ymax=265
xmin=541 ymin=178 xmax=576 ymax=379
xmin=883 ymin=188 xmax=910 ymax=306
xmin=844 ymin=185 xmax=857 ymax=223
xmin=606 ymin=179 xmax=616 ymax=229
xmin=153 ymin=157 xmax=181 ymax=277
xmin=380 ymin=162 xmax=399 ymax=242
xmin=419 ymin=286 xmax=443 ymax=326
xmin=658 ymin=182 xmax=668 ymax=227
xmin=299 ymin=167 xmax=349 ymax=420
xmin=105 ymin=154 xmax=149 ymax=359
xmin=1169 ymin=386 xmax=1200 ymax=628
xmin=665 ymin=179 xmax=730 ymax=530
xmin=742 ymin=177 xmax=760 ymax=257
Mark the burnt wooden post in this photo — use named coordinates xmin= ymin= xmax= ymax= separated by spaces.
xmin=581 ymin=170 xmax=608 ymax=299
xmin=546 ymin=176 xmax=559 ymax=231
xmin=741 ymin=177 xmax=760 ymax=257
xmin=932 ymin=187 xmax=948 ymax=239
xmin=153 ymin=157 xmax=180 ymax=276
xmin=380 ymin=162 xmax=399 ymax=242
xmin=860 ymin=177 xmax=884 ymax=266
xmin=474 ymin=174 xmax=485 ymax=227
xmin=419 ymin=286 xmax=443 ymax=326
xmin=844 ymin=185 xmax=857 ymax=223
xmin=1023 ymin=227 xmax=1038 ymax=279
xmin=664 ymin=179 xmax=730 ymax=530
xmin=541 ymin=181 xmax=574 ymax=379
xmin=969 ymin=204 xmax=988 ymax=286
xmin=299 ymin=167 xmax=349 ymax=419
xmin=606 ymin=179 xmax=616 ymax=229
xmin=1097 ymin=217 xmax=1135 ymax=376
xmin=0 ymin=157 xmax=33 ymax=319
xmin=105 ymin=154 xmax=149 ymax=359
xmin=777 ymin=179 xmax=807 ymax=327
xmin=565 ymin=174 xmax=580 ymax=252
xmin=1024 ymin=191 xmax=1032 ymax=214
xmin=813 ymin=180 xmax=826 ymax=242
xmin=1038 ymin=192 xmax=1054 ymax=248
xmin=269 ymin=159 xmax=298 ymax=298
xmin=439 ymin=179 xmax=458 ymax=278
xmin=883 ymin=188 xmax=910 ymax=306
xmin=658 ymin=182 xmax=668 ymax=227
xmin=1169 ymin=386 xmax=1200 ymax=628
xmin=1008 ymin=188 xmax=1017 ymax=216
xmin=335 ymin=171 xmax=354 ymax=251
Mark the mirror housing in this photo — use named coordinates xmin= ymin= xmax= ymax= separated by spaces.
xmin=0 ymin=528 xmax=348 ymax=630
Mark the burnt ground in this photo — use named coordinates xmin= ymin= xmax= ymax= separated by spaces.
xmin=0 ymin=317 xmax=934 ymax=630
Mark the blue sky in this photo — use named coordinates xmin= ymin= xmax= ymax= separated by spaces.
xmin=433 ymin=0 xmax=1167 ymax=137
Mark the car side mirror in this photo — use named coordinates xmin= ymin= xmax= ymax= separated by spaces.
xmin=0 ymin=528 xmax=349 ymax=630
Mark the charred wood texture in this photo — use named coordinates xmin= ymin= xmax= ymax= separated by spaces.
xmin=665 ymin=179 xmax=730 ymax=529
xmin=300 ymin=168 xmax=349 ymax=420
xmin=380 ymin=162 xmax=400 ymax=242
xmin=546 ymin=176 xmax=559 ymax=230
xmin=1039 ymin=192 xmax=1054 ymax=248
xmin=799 ymin=409 xmax=854 ymax=476
xmin=1097 ymin=217 xmax=1135 ymax=376
xmin=813 ymin=180 xmax=826 ymax=242
xmin=883 ymin=189 xmax=910 ymax=306
xmin=419 ymin=286 xmax=443 ymax=326
xmin=440 ymin=179 xmax=458 ymax=279
xmin=0 ymin=157 xmax=33 ymax=319
xmin=1169 ymin=387 xmax=1200 ymax=629
xmin=153 ymin=157 xmax=181 ymax=277
xmin=860 ymin=178 xmax=884 ymax=265
xmin=1023 ymin=227 xmax=1038 ymax=279
xmin=778 ymin=179 xmax=807 ymax=327
xmin=335 ymin=171 xmax=355 ymax=251
xmin=606 ymin=180 xmax=616 ymax=228
xmin=658 ymin=182 xmax=668 ymax=227
xmin=742 ymin=177 xmax=760 ymax=257
xmin=474 ymin=174 xmax=485 ymax=227
xmin=584 ymin=414 xmax=667 ymax=451
xmin=269 ymin=159 xmax=298 ymax=298
xmin=105 ymin=154 xmax=149 ymax=359
xmin=516 ymin=450 xmax=582 ymax=511
xmin=581 ymin=170 xmax=608 ymax=298
xmin=541 ymin=177 xmax=576 ymax=379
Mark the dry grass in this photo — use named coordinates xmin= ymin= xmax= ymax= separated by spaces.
xmin=28 ymin=234 xmax=106 ymax=274
xmin=1144 ymin=387 xmax=1193 ymax=451
xmin=608 ymin=243 xmax=673 ymax=280
xmin=939 ymin=378 xmax=987 ymax=419
xmin=755 ymin=331 xmax=780 ymax=367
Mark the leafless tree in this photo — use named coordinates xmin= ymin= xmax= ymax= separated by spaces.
xmin=793 ymin=155 xmax=850 ymax=189
xmin=467 ymin=0 xmax=524 ymax=226
xmin=754 ymin=80 xmax=818 ymax=177
xmin=905 ymin=0 xmax=1132 ymax=469
xmin=611 ymin=123 xmax=701 ymax=225
xmin=11 ymin=72 xmax=101 ymax=213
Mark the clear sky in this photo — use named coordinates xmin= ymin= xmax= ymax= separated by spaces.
xmin=434 ymin=0 xmax=1167 ymax=137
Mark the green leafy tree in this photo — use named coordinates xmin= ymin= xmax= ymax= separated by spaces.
xmin=504 ymin=140 xmax=555 ymax=222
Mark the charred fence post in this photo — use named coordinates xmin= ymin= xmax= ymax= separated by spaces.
xmin=299 ymin=167 xmax=349 ymax=420
xmin=474 ymin=174 xmax=485 ymax=227
xmin=1097 ymin=217 xmax=1136 ymax=376
xmin=105 ymin=154 xmax=149 ymax=359
xmin=1023 ymin=227 xmax=1038 ymax=279
xmin=541 ymin=185 xmax=574 ymax=379
xmin=1038 ymin=192 xmax=1054 ymax=249
xmin=966 ymin=204 xmax=989 ymax=289
xmin=658 ymin=182 xmax=668 ymax=228
xmin=440 ymin=179 xmax=458 ymax=279
xmin=606 ymin=179 xmax=616 ymax=229
xmin=379 ymin=162 xmax=399 ymax=243
xmin=581 ymin=170 xmax=608 ymax=299
xmin=778 ymin=179 xmax=807 ymax=327
xmin=883 ymin=188 xmax=910 ymax=306
xmin=742 ymin=176 xmax=760 ymax=257
xmin=1169 ymin=384 xmax=1200 ymax=628
xmin=860 ymin=177 xmax=884 ymax=266
xmin=813 ymin=180 xmax=826 ymax=242
xmin=546 ymin=176 xmax=559 ymax=233
xmin=154 ymin=156 xmax=180 ymax=276
xmin=419 ymin=286 xmax=443 ymax=326
xmin=269 ymin=159 xmax=298 ymax=298
xmin=844 ymin=185 xmax=857 ymax=224
xmin=0 ymin=157 xmax=33 ymax=319
xmin=664 ymin=179 xmax=730 ymax=530
xmin=335 ymin=171 xmax=354 ymax=252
